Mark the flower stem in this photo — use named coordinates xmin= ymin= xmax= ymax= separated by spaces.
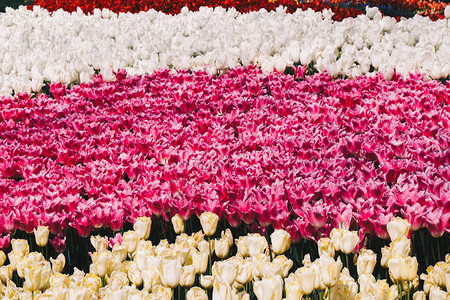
xmin=345 ymin=254 xmax=349 ymax=270
xmin=397 ymin=282 xmax=402 ymax=299
xmin=265 ymin=228 xmax=273 ymax=262
xmin=207 ymin=236 xmax=212 ymax=275
xmin=407 ymin=281 xmax=410 ymax=300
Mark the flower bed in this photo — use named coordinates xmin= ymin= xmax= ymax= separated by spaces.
xmin=1 ymin=6 xmax=449 ymax=96
xmin=26 ymin=0 xmax=448 ymax=20
xmin=1 ymin=67 xmax=449 ymax=240
xmin=0 ymin=1 xmax=449 ymax=299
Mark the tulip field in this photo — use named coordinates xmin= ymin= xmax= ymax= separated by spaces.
xmin=0 ymin=0 xmax=449 ymax=299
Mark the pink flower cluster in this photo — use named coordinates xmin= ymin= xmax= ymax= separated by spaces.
xmin=0 ymin=67 xmax=449 ymax=243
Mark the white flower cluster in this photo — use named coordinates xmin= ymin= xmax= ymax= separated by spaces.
xmin=0 ymin=5 xmax=449 ymax=95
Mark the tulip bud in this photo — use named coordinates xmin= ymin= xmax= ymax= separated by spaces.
xmin=199 ymin=212 xmax=219 ymax=236
xmin=90 ymin=235 xmax=108 ymax=252
xmin=123 ymin=231 xmax=139 ymax=254
xmin=159 ymin=256 xmax=182 ymax=289
xmin=272 ymin=255 xmax=293 ymax=278
xmin=127 ymin=261 xmax=142 ymax=287
xmin=171 ymin=215 xmax=185 ymax=234
xmin=387 ymin=217 xmax=411 ymax=242
xmin=180 ymin=265 xmax=196 ymax=288
xmin=403 ymin=256 xmax=418 ymax=282
xmin=236 ymin=259 xmax=253 ymax=285
xmin=213 ymin=280 xmax=233 ymax=300
xmin=285 ymin=274 xmax=302 ymax=300
xmin=215 ymin=237 xmax=231 ymax=259
xmin=0 ymin=251 xmax=5 ymax=267
xmin=192 ymin=250 xmax=208 ymax=275
xmin=390 ymin=236 xmax=412 ymax=257
xmin=413 ymin=291 xmax=426 ymax=300
xmin=11 ymin=239 xmax=29 ymax=256
xmin=133 ymin=217 xmax=152 ymax=240
xmin=319 ymin=256 xmax=343 ymax=288
xmin=246 ymin=234 xmax=268 ymax=257
xmin=186 ymin=287 xmax=208 ymax=300
xmin=152 ymin=285 xmax=173 ymax=300
xmin=318 ymin=238 xmax=335 ymax=258
xmin=0 ymin=265 xmax=13 ymax=283
xmin=213 ymin=260 xmax=238 ymax=286
xmin=341 ymin=230 xmax=359 ymax=254
xmin=250 ymin=254 xmax=270 ymax=279
xmin=235 ymin=236 xmax=250 ymax=257
xmin=221 ymin=229 xmax=233 ymax=247
xmin=200 ymin=275 xmax=214 ymax=289
xmin=141 ymin=267 xmax=161 ymax=292
xmin=270 ymin=229 xmax=291 ymax=255
xmin=83 ymin=273 xmax=102 ymax=294
xmin=253 ymin=275 xmax=283 ymax=300
xmin=357 ymin=249 xmax=377 ymax=276
xmin=34 ymin=226 xmax=50 ymax=247
xmin=112 ymin=243 xmax=128 ymax=263
xmin=50 ymin=272 xmax=70 ymax=288
xmin=91 ymin=250 xmax=111 ymax=277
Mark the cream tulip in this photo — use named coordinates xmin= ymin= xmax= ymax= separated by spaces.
xmin=83 ymin=273 xmax=102 ymax=294
xmin=357 ymin=249 xmax=377 ymax=276
xmin=186 ymin=287 xmax=208 ymax=300
xmin=200 ymin=274 xmax=215 ymax=289
xmin=0 ymin=265 xmax=13 ymax=283
xmin=91 ymin=250 xmax=111 ymax=277
xmin=235 ymin=236 xmax=250 ymax=257
xmin=215 ymin=237 xmax=231 ymax=259
xmin=159 ymin=256 xmax=182 ymax=289
xmin=171 ymin=214 xmax=185 ymax=234
xmin=213 ymin=260 xmax=238 ymax=285
xmin=386 ymin=217 xmax=410 ymax=242
xmin=199 ymin=212 xmax=219 ymax=236
xmin=213 ymin=280 xmax=233 ymax=300
xmin=127 ymin=261 xmax=142 ymax=287
xmin=253 ymin=275 xmax=283 ymax=300
xmin=50 ymin=254 xmax=66 ymax=273
xmin=134 ymin=216 xmax=152 ymax=240
xmin=180 ymin=265 xmax=196 ymax=288
xmin=141 ymin=267 xmax=161 ymax=292
xmin=413 ymin=291 xmax=426 ymax=300
xmin=34 ymin=226 xmax=50 ymax=248
xmin=192 ymin=250 xmax=208 ymax=275
xmin=246 ymin=234 xmax=268 ymax=257
xmin=284 ymin=274 xmax=302 ymax=300
xmin=236 ymin=259 xmax=253 ymax=285
xmin=0 ymin=250 xmax=5 ymax=267
xmin=90 ymin=235 xmax=108 ymax=252
xmin=319 ymin=256 xmax=343 ymax=287
xmin=341 ymin=230 xmax=359 ymax=254
xmin=11 ymin=239 xmax=30 ymax=256
xmin=296 ymin=265 xmax=316 ymax=295
xmin=123 ymin=231 xmax=139 ymax=254
xmin=270 ymin=229 xmax=291 ymax=255
xmin=318 ymin=238 xmax=335 ymax=258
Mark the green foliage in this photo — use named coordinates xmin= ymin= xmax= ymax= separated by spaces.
xmin=0 ymin=0 xmax=34 ymax=12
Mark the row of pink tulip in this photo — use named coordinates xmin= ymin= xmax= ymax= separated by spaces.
xmin=0 ymin=67 xmax=449 ymax=243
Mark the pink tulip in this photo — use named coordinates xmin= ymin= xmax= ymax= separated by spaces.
xmin=49 ymin=235 xmax=67 ymax=253
xmin=0 ymin=234 xmax=10 ymax=251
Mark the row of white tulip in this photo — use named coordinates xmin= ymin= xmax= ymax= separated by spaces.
xmin=0 ymin=213 xmax=448 ymax=299
xmin=0 ymin=5 xmax=449 ymax=96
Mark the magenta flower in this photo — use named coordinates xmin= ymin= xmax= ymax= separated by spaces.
xmin=49 ymin=235 xmax=67 ymax=253
xmin=0 ymin=234 xmax=10 ymax=251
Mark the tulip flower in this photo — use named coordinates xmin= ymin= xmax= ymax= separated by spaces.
xmin=91 ymin=250 xmax=111 ymax=278
xmin=386 ymin=217 xmax=411 ymax=241
xmin=270 ymin=229 xmax=291 ymax=255
xmin=213 ymin=260 xmax=238 ymax=286
xmin=356 ymin=249 xmax=377 ymax=276
xmin=90 ymin=235 xmax=108 ymax=252
xmin=123 ymin=230 xmax=139 ymax=254
xmin=171 ymin=214 xmax=185 ymax=234
xmin=33 ymin=226 xmax=50 ymax=248
xmin=253 ymin=275 xmax=283 ymax=300
xmin=213 ymin=280 xmax=233 ymax=300
xmin=180 ymin=265 xmax=196 ymax=288
xmin=200 ymin=275 xmax=214 ymax=289
xmin=319 ymin=256 xmax=343 ymax=288
xmin=285 ymin=274 xmax=303 ymax=300
xmin=133 ymin=216 xmax=152 ymax=240
xmin=141 ymin=267 xmax=161 ymax=292
xmin=318 ymin=237 xmax=335 ymax=258
xmin=159 ymin=256 xmax=182 ymax=289
xmin=0 ymin=251 xmax=5 ymax=267
xmin=199 ymin=212 xmax=219 ymax=236
xmin=186 ymin=287 xmax=208 ymax=300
